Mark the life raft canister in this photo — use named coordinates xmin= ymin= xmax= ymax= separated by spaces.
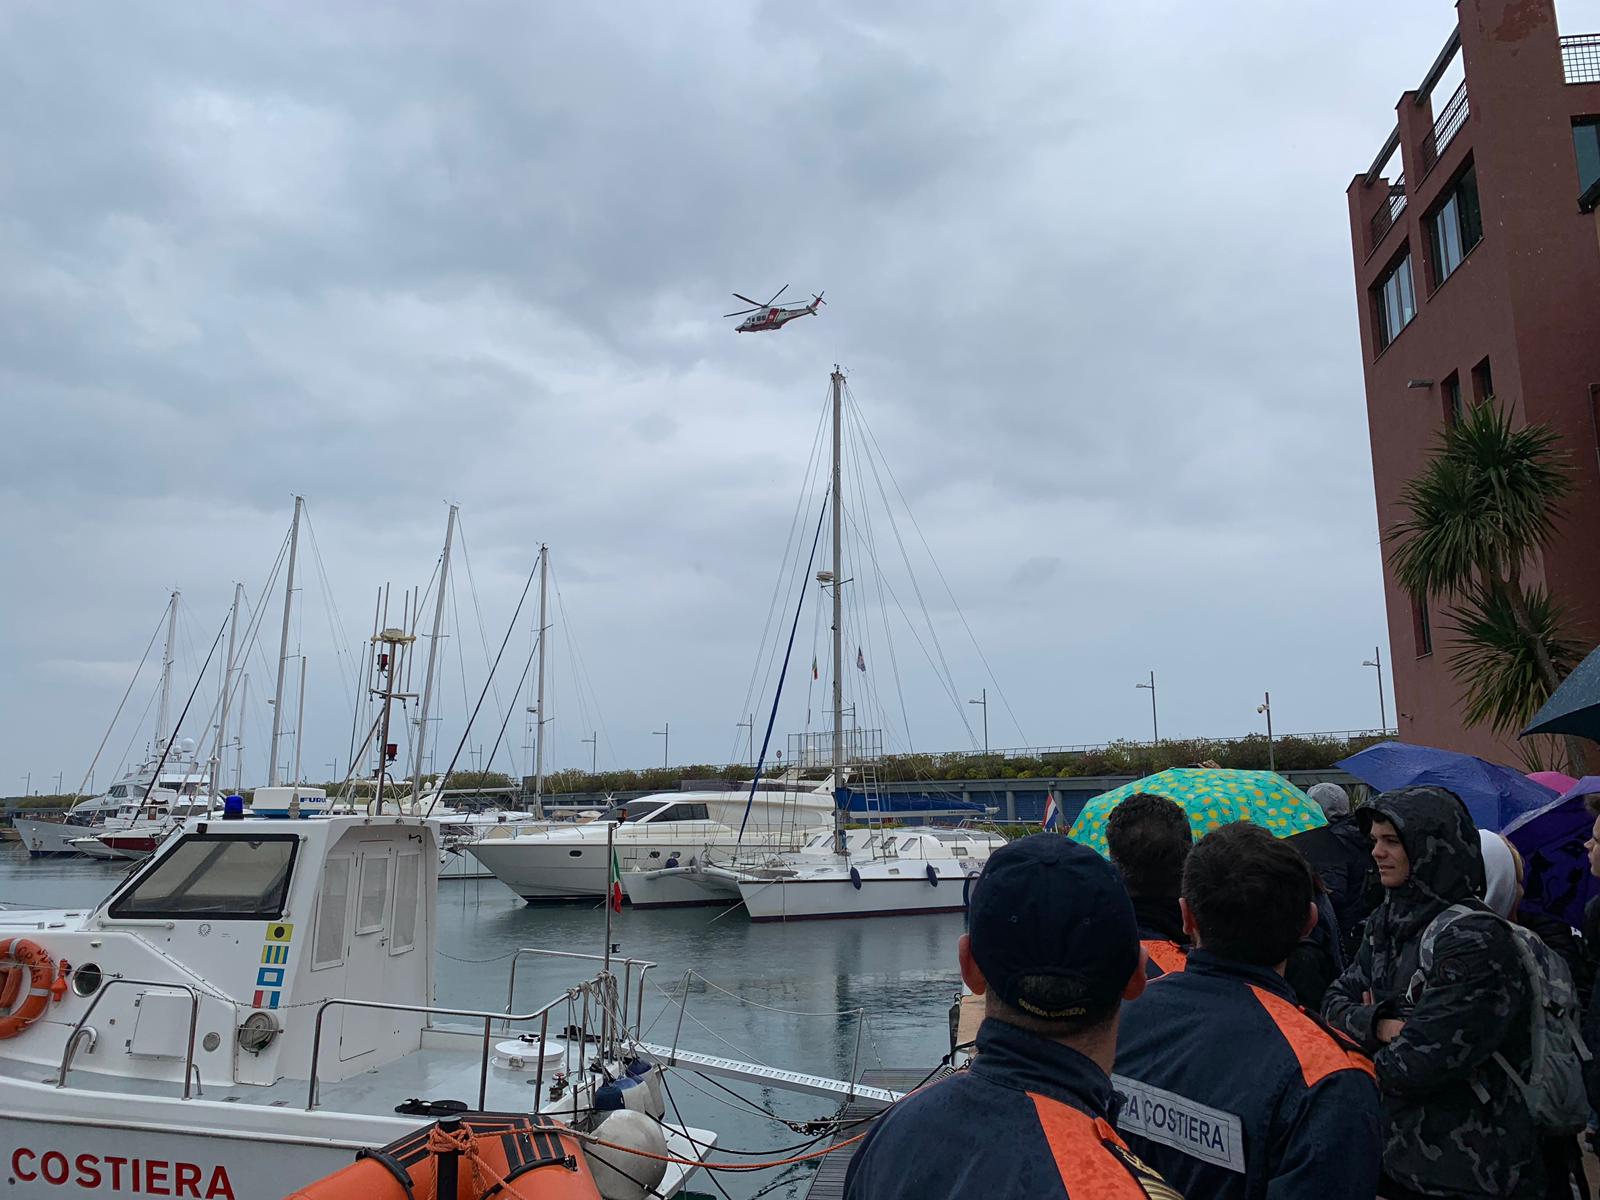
xmin=0 ymin=939 xmax=64 ymax=1039
xmin=286 ymin=1113 xmax=600 ymax=1200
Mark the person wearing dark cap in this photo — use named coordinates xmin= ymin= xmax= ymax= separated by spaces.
xmin=1106 ymin=792 xmax=1193 ymax=978
xmin=1113 ymin=822 xmax=1380 ymax=1200
xmin=842 ymin=834 xmax=1180 ymax=1200
xmin=1323 ymin=786 xmax=1538 ymax=1199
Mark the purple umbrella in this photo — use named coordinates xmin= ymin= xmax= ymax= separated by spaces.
xmin=1337 ymin=741 xmax=1557 ymax=831
xmin=1504 ymin=777 xmax=1600 ymax=927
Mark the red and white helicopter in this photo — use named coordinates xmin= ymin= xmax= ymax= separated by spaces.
xmin=724 ymin=284 xmax=825 ymax=333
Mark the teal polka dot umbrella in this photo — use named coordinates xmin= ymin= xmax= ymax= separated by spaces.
xmin=1067 ymin=767 xmax=1327 ymax=858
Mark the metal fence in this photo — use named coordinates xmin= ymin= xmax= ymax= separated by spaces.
xmin=1563 ymin=34 xmax=1600 ymax=84
xmin=788 ymin=728 xmax=885 ymax=768
xmin=1421 ymin=80 xmax=1470 ymax=176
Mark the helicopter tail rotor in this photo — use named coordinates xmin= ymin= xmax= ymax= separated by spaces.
xmin=811 ymin=292 xmax=826 ymax=309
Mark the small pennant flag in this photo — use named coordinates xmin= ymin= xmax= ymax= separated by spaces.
xmin=856 ymin=646 xmax=866 ymax=672
xmin=609 ymin=848 xmax=624 ymax=913
xmin=1042 ymin=791 xmax=1061 ymax=832
xmin=812 ymin=656 xmax=819 ymax=681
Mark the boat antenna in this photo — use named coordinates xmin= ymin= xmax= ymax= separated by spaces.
xmin=370 ymin=627 xmax=416 ymax=815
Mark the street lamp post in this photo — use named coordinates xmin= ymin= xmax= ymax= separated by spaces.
xmin=581 ymin=731 xmax=597 ymax=775
xmin=1361 ymin=646 xmax=1388 ymax=732
xmin=968 ymin=689 xmax=989 ymax=755
xmin=653 ymin=723 xmax=669 ymax=769
xmin=737 ymin=714 xmax=754 ymax=765
xmin=1257 ymin=692 xmax=1275 ymax=771
xmin=1135 ymin=671 xmax=1158 ymax=744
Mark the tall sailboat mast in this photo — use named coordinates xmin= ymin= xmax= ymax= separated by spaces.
xmin=532 ymin=542 xmax=549 ymax=820
xmin=154 ymin=589 xmax=179 ymax=754
xmin=268 ymin=495 xmax=303 ymax=787
xmin=234 ymin=672 xmax=249 ymax=793
xmin=830 ymin=367 xmax=846 ymax=857
xmin=211 ymin=582 xmax=244 ymax=798
xmin=411 ymin=504 xmax=457 ymax=805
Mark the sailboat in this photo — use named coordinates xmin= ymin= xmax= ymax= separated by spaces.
xmin=638 ymin=369 xmax=1008 ymax=920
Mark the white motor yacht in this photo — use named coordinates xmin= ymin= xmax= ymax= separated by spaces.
xmin=0 ymin=810 xmax=715 ymax=1199
xmin=732 ymin=826 xmax=1005 ymax=921
xmin=17 ymin=748 xmax=212 ymax=859
xmin=468 ymin=780 xmax=834 ymax=902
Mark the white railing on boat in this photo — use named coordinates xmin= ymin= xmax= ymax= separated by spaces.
xmin=307 ymin=951 xmax=658 ymax=1111
xmin=58 ymin=978 xmax=203 ymax=1099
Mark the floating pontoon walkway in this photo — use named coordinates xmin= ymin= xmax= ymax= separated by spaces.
xmin=805 ymin=1068 xmax=939 ymax=1200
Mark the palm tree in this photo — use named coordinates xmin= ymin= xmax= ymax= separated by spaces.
xmin=1387 ymin=401 xmax=1588 ymax=770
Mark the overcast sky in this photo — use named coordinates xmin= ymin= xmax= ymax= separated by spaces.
xmin=6 ymin=1 xmax=1599 ymax=792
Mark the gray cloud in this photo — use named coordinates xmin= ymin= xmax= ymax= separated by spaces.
xmin=7 ymin=0 xmax=1548 ymax=787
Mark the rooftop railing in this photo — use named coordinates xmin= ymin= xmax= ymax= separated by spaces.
xmin=1421 ymin=79 xmax=1470 ymax=176
xmin=1562 ymin=34 xmax=1600 ymax=84
xmin=1370 ymin=177 xmax=1408 ymax=247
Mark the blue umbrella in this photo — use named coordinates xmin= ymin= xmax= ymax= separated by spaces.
xmin=1336 ymin=741 xmax=1557 ymax=831
xmin=1522 ymin=644 xmax=1600 ymax=743
xmin=1504 ymin=777 xmax=1600 ymax=927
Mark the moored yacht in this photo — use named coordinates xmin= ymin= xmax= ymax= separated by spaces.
xmin=16 ymin=745 xmax=212 ymax=858
xmin=0 ymin=807 xmax=715 ymax=1199
xmin=468 ymin=778 xmax=834 ymax=902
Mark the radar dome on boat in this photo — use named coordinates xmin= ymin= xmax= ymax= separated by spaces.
xmin=178 ymin=737 xmax=196 ymax=756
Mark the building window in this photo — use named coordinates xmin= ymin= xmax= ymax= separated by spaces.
xmin=1412 ymin=596 xmax=1434 ymax=658
xmin=1428 ymin=163 xmax=1482 ymax=286
xmin=1442 ymin=373 xmax=1463 ymax=426
xmin=1575 ymin=119 xmax=1600 ymax=195
xmin=1472 ymin=356 xmax=1494 ymax=403
xmin=1374 ymin=250 xmax=1416 ymax=351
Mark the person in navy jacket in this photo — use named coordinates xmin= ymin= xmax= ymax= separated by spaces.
xmin=844 ymin=834 xmax=1180 ymax=1199
xmin=1114 ymin=822 xmax=1381 ymax=1199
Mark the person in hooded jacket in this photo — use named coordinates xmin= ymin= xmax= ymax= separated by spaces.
xmin=1106 ymin=792 xmax=1192 ymax=978
xmin=1288 ymin=782 xmax=1380 ymax=961
xmin=1323 ymin=785 xmax=1538 ymax=1199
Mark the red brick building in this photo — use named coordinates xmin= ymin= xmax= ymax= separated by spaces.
xmin=1347 ymin=0 xmax=1600 ymax=761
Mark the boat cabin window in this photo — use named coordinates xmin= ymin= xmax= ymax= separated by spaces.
xmin=109 ymin=785 xmax=127 ymax=798
xmin=603 ymin=800 xmax=669 ymax=823
xmin=390 ymin=851 xmax=421 ymax=954
xmin=651 ymin=803 xmax=710 ymax=822
xmin=313 ymin=855 xmax=352 ymax=969
xmin=356 ymin=853 xmax=390 ymax=934
xmin=108 ymin=834 xmax=298 ymax=920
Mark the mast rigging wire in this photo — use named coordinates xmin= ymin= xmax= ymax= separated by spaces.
xmin=846 ymin=383 xmax=1028 ymax=745
xmin=424 ymin=555 xmax=539 ymax=818
xmin=67 ymin=604 xmax=168 ymax=802
xmin=737 ymin=497 xmax=829 ymax=843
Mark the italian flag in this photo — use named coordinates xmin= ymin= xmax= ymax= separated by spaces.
xmin=610 ymin=849 xmax=624 ymax=913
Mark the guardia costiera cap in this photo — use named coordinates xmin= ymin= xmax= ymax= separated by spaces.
xmin=967 ymin=833 xmax=1140 ymax=1020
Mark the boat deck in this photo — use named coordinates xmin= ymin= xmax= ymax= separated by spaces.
xmin=805 ymin=1068 xmax=936 ymax=1200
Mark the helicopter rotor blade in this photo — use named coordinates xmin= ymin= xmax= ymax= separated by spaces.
xmin=722 ymin=307 xmax=759 ymax=318
xmin=731 ymin=293 xmax=765 ymax=309
xmin=762 ymin=283 xmax=789 ymax=308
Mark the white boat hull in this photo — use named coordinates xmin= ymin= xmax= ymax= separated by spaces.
xmin=1 ymin=1104 xmax=387 ymax=1200
xmin=12 ymin=818 xmax=87 ymax=858
xmin=622 ymin=865 xmax=743 ymax=908
xmin=471 ymin=830 xmax=806 ymax=903
xmin=738 ymin=858 xmax=977 ymax=921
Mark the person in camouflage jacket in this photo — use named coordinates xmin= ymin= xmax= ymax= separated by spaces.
xmin=1322 ymin=786 xmax=1538 ymax=1199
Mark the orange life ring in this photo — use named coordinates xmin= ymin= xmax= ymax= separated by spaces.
xmin=0 ymin=938 xmax=58 ymax=1039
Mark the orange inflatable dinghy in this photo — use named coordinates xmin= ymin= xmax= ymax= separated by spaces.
xmin=286 ymin=1112 xmax=600 ymax=1200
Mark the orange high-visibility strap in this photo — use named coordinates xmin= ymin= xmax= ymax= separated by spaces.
xmin=1029 ymin=1093 xmax=1167 ymax=1198
xmin=1142 ymin=939 xmax=1188 ymax=977
xmin=1247 ymin=984 xmax=1376 ymax=1088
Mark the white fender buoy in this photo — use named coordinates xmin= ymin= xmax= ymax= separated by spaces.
xmin=585 ymin=1109 xmax=668 ymax=1200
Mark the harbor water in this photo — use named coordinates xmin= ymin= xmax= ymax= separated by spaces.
xmin=0 ymin=845 xmax=962 ymax=1200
